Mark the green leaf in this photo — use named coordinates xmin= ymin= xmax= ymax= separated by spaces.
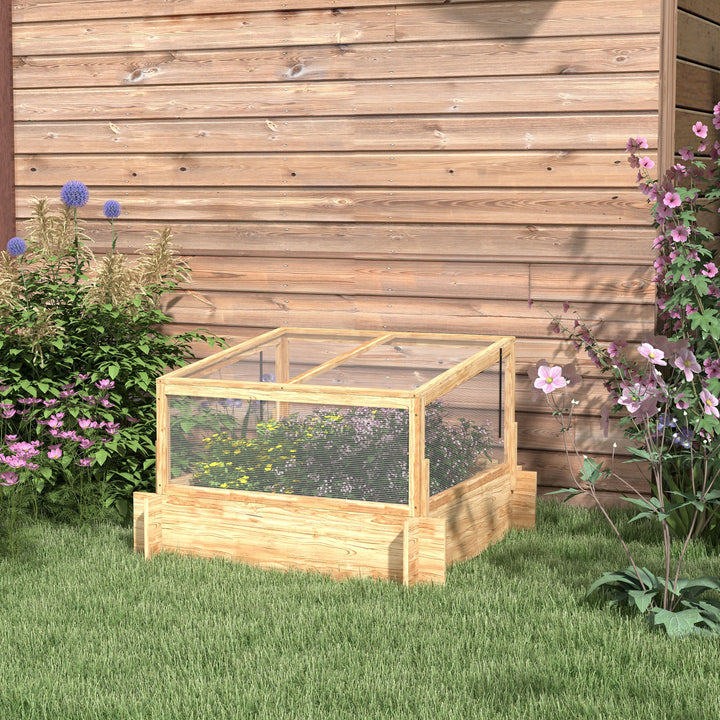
xmin=107 ymin=364 xmax=120 ymax=380
xmin=94 ymin=448 xmax=109 ymax=466
xmin=649 ymin=607 xmax=705 ymax=638
xmin=628 ymin=588 xmax=658 ymax=614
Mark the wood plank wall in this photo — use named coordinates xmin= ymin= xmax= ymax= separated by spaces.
xmin=12 ymin=0 xmax=662 ymax=498
xmin=1 ymin=1 xmax=15 ymax=243
xmin=676 ymin=0 xmax=720 ymax=148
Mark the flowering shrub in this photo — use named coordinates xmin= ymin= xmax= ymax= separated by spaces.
xmin=531 ymin=108 xmax=720 ymax=636
xmin=0 ymin=182 xmax=222 ymax=524
xmin=193 ymin=401 xmax=492 ymax=503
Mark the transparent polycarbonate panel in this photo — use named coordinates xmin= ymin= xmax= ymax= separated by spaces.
xmin=297 ymin=340 xmax=491 ymax=391
xmin=168 ymin=394 xmax=409 ymax=505
xmin=195 ymin=345 xmax=277 ymax=383
xmin=427 ymin=359 xmax=504 ymax=496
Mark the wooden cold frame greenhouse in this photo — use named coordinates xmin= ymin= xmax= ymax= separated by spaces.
xmin=134 ymin=328 xmax=536 ymax=584
xmin=5 ymin=0 xmax=720 ymax=509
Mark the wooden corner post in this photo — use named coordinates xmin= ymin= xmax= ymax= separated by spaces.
xmin=156 ymin=378 xmax=170 ymax=495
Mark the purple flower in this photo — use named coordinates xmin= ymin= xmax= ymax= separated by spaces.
xmin=47 ymin=446 xmax=62 ymax=460
xmin=60 ymin=180 xmax=89 ymax=208
xmin=103 ymin=200 xmax=121 ymax=219
xmin=95 ymin=379 xmax=115 ymax=391
xmin=618 ymin=383 xmax=649 ymax=414
xmin=6 ymin=236 xmax=26 ymax=257
xmin=76 ymin=458 xmax=94 ymax=467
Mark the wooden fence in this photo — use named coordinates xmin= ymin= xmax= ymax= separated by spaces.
xmin=11 ymin=0 xmax=674 ymax=497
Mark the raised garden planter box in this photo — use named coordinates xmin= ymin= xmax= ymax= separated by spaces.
xmin=133 ymin=328 xmax=536 ymax=584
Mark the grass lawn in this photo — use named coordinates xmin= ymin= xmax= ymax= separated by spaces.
xmin=1 ymin=500 xmax=719 ymax=720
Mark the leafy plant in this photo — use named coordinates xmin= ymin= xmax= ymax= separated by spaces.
xmin=529 ymin=108 xmax=720 ymax=636
xmin=0 ymin=182 xmax=223 ymax=524
xmin=192 ymin=401 xmax=492 ymax=502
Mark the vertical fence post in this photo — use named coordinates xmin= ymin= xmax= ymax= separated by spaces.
xmin=156 ymin=379 xmax=170 ymax=495
xmin=0 ymin=2 xmax=15 ymax=243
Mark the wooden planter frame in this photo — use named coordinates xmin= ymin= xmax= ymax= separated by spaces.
xmin=134 ymin=328 xmax=536 ymax=584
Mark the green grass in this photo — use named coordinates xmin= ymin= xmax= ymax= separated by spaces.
xmin=1 ymin=501 xmax=719 ymax=720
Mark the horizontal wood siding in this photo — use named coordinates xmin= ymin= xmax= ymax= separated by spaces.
xmin=676 ymin=0 xmax=720 ymax=134
xmin=12 ymin=0 xmax=661 ymax=497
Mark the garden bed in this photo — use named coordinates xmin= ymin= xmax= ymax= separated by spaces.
xmin=133 ymin=328 xmax=536 ymax=584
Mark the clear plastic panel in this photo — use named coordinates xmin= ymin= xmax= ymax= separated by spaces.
xmin=426 ymin=359 xmax=504 ymax=496
xmin=168 ymin=395 xmax=410 ymax=505
xmin=196 ymin=345 xmax=277 ymax=383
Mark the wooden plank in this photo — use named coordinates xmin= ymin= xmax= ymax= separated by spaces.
xmin=179 ymin=257 xmax=654 ymax=304
xmin=403 ymin=517 xmax=446 ymax=585
xmin=162 ymin=294 xmax=656 ymax=342
xmin=13 ymin=2 xmax=660 ymax=56
xmin=12 ymin=0 xmax=466 ymax=22
xmin=13 ymin=9 xmax=395 ymax=56
xmin=162 ymin=377 xmax=413 ymax=408
xmin=132 ymin=491 xmax=155 ymax=554
xmin=14 ymin=187 xmax=651 ymax=225
xmin=13 ymin=114 xmax=660 ymax=153
xmin=12 ymin=36 xmax=660 ymax=89
xmin=408 ymin=397 xmax=426 ymax=517
xmin=15 ymin=150 xmax=638 ymax=188
xmin=429 ymin=466 xmax=511 ymax=564
xmin=66 ymin=221 xmax=656 ymax=264
xmin=394 ymin=1 xmax=661 ymax=41
xmin=14 ymin=75 xmax=660 ymax=121
xmin=167 ymin=481 xmax=411 ymax=516
xmin=155 ymin=383 xmax=170 ymax=494
xmin=141 ymin=493 xmax=163 ymax=559
xmin=675 ymin=107 xmax=714 ymax=148
xmin=657 ymin=0 xmax=677 ymax=178
xmin=678 ymin=0 xmax=720 ymax=26
xmin=159 ymin=492 xmax=410 ymax=581
xmin=675 ymin=60 xmax=720 ymax=113
xmin=510 ymin=469 xmax=537 ymax=530
xmin=677 ymin=11 xmax=720 ymax=70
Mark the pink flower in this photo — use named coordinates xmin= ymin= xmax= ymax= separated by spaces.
xmin=674 ymin=348 xmax=701 ymax=381
xmin=95 ymin=379 xmax=115 ymax=391
xmin=47 ymin=445 xmax=62 ymax=460
xmin=607 ymin=340 xmax=627 ymax=358
xmin=638 ymin=343 xmax=667 ymax=366
xmin=0 ymin=471 xmax=18 ymax=486
xmin=693 ymin=121 xmax=708 ymax=139
xmin=704 ymin=358 xmax=720 ymax=379
xmin=714 ymin=101 xmax=720 ymax=115
xmin=671 ymin=225 xmax=689 ymax=243
xmin=679 ymin=147 xmax=694 ymax=161
xmin=626 ymin=136 xmax=649 ymax=152
xmin=618 ymin=383 xmax=650 ymax=414
xmin=663 ymin=191 xmax=682 ymax=208
xmin=700 ymin=389 xmax=720 ymax=419
xmin=534 ymin=365 xmax=567 ymax=394
xmin=639 ymin=156 xmax=655 ymax=169
xmin=76 ymin=458 xmax=94 ymax=467
xmin=702 ymin=262 xmax=718 ymax=278
xmin=714 ymin=116 xmax=720 ymax=131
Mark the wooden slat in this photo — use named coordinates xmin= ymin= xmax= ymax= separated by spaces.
xmin=15 ymin=150 xmax=637 ymax=188
xmin=677 ymin=11 xmax=720 ymax=70
xmin=13 ymin=114 xmax=660 ymax=153
xmin=678 ymin=0 xmax=720 ymax=26
xmin=14 ymin=187 xmax=651 ymax=225
xmin=50 ymin=220 xmax=656 ymax=265
xmin=13 ymin=1 xmax=661 ymax=56
xmin=403 ymin=517 xmax=446 ymax=585
xmin=13 ymin=9 xmax=395 ymax=56
xmin=511 ymin=469 xmax=536 ymax=530
xmin=12 ymin=0 xmax=468 ymax=23
xmin=163 ymin=295 xmax=655 ymax=342
xmin=174 ymin=257 xmax=652 ymax=303
xmin=12 ymin=36 xmax=660 ymax=89
xmin=14 ymin=75 xmax=660 ymax=121
xmin=675 ymin=60 xmax=720 ymax=113
xmin=159 ymin=491 xmax=410 ymax=581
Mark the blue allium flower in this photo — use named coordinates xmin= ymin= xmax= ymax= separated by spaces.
xmin=60 ymin=180 xmax=89 ymax=208
xmin=6 ymin=236 xmax=26 ymax=256
xmin=103 ymin=200 xmax=121 ymax=219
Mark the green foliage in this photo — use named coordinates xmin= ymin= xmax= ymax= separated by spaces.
xmin=588 ymin=568 xmax=720 ymax=637
xmin=191 ymin=401 xmax=492 ymax=502
xmin=0 ymin=191 xmax=223 ymax=525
